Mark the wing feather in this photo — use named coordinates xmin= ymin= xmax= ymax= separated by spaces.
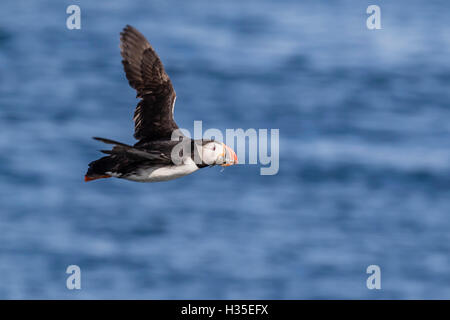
xmin=120 ymin=25 xmax=178 ymax=142
xmin=93 ymin=137 xmax=171 ymax=162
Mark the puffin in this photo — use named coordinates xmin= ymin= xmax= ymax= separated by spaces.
xmin=85 ymin=25 xmax=238 ymax=183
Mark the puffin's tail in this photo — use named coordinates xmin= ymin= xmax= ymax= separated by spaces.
xmin=84 ymin=137 xmax=129 ymax=182
xmin=85 ymin=156 xmax=114 ymax=182
xmin=85 ymin=136 xmax=168 ymax=182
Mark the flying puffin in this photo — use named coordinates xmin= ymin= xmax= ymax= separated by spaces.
xmin=85 ymin=25 xmax=238 ymax=183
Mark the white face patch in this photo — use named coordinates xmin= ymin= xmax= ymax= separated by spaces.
xmin=201 ymin=142 xmax=225 ymax=166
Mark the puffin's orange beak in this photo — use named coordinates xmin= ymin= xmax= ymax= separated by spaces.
xmin=221 ymin=143 xmax=238 ymax=166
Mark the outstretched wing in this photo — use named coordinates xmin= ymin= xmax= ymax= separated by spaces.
xmin=120 ymin=25 xmax=178 ymax=142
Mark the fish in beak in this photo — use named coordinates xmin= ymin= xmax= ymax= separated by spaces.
xmin=221 ymin=143 xmax=238 ymax=166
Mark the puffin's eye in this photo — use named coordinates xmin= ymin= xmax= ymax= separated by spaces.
xmin=212 ymin=145 xmax=216 ymax=151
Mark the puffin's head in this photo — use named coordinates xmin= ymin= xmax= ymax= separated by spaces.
xmin=201 ymin=141 xmax=238 ymax=167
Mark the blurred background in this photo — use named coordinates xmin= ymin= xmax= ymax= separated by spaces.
xmin=1 ymin=0 xmax=450 ymax=299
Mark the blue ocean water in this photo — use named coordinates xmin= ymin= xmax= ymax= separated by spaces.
xmin=1 ymin=0 xmax=450 ymax=299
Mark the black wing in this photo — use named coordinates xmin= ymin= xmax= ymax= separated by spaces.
xmin=93 ymin=137 xmax=171 ymax=162
xmin=120 ymin=25 xmax=178 ymax=142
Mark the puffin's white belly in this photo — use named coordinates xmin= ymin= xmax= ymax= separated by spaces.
xmin=123 ymin=158 xmax=199 ymax=182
